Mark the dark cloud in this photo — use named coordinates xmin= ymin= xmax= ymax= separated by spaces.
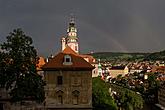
xmin=0 ymin=0 xmax=165 ymax=56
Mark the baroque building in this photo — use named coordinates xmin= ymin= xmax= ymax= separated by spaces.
xmin=42 ymin=46 xmax=94 ymax=110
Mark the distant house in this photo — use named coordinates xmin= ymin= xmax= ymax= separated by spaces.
xmin=37 ymin=57 xmax=46 ymax=71
xmin=129 ymin=65 xmax=152 ymax=74
xmin=109 ymin=66 xmax=129 ymax=78
xmin=129 ymin=66 xmax=143 ymax=74
xmin=42 ymin=46 xmax=94 ymax=110
xmin=36 ymin=56 xmax=46 ymax=77
xmin=79 ymin=54 xmax=99 ymax=77
xmin=152 ymin=66 xmax=165 ymax=74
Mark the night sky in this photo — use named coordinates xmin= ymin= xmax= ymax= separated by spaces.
xmin=0 ymin=0 xmax=165 ymax=57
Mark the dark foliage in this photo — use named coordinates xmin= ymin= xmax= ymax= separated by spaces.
xmin=0 ymin=28 xmax=45 ymax=103
xmin=92 ymin=77 xmax=117 ymax=110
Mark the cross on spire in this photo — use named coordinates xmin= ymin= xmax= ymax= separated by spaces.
xmin=69 ymin=13 xmax=75 ymax=26
xmin=70 ymin=13 xmax=75 ymax=24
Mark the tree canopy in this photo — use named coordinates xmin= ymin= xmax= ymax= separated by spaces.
xmin=110 ymin=84 xmax=144 ymax=110
xmin=92 ymin=77 xmax=117 ymax=110
xmin=0 ymin=28 xmax=45 ymax=103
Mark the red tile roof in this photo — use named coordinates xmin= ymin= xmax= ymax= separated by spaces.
xmin=79 ymin=54 xmax=96 ymax=64
xmin=62 ymin=46 xmax=78 ymax=55
xmin=110 ymin=66 xmax=126 ymax=70
xmin=42 ymin=46 xmax=94 ymax=70
xmin=157 ymin=76 xmax=165 ymax=81
xmin=36 ymin=57 xmax=46 ymax=70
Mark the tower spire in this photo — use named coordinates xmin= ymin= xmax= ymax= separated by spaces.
xmin=68 ymin=13 xmax=76 ymax=28
xmin=70 ymin=13 xmax=75 ymax=24
xmin=65 ymin=14 xmax=79 ymax=53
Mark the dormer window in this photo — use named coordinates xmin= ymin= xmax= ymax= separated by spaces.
xmin=63 ymin=55 xmax=73 ymax=65
xmin=66 ymin=57 xmax=70 ymax=62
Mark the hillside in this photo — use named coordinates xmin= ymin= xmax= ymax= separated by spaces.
xmin=144 ymin=50 xmax=165 ymax=61
xmin=90 ymin=52 xmax=149 ymax=61
xmin=90 ymin=50 xmax=165 ymax=61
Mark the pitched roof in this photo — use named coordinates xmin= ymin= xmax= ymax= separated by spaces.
xmin=110 ymin=66 xmax=126 ymax=70
xmin=79 ymin=54 xmax=96 ymax=64
xmin=42 ymin=46 xmax=94 ymax=70
xmin=62 ymin=46 xmax=78 ymax=55
xmin=36 ymin=57 xmax=46 ymax=71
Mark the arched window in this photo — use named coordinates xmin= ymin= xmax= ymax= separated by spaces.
xmin=72 ymin=90 xmax=80 ymax=105
xmin=58 ymin=95 xmax=63 ymax=104
xmin=56 ymin=90 xmax=64 ymax=104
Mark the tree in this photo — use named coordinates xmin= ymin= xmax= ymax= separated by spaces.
xmin=110 ymin=84 xmax=144 ymax=110
xmin=120 ymin=89 xmax=143 ymax=110
xmin=0 ymin=28 xmax=45 ymax=103
xmin=92 ymin=77 xmax=117 ymax=110
xmin=144 ymin=72 xmax=160 ymax=103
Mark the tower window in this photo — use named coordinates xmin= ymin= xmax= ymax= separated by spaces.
xmin=57 ymin=76 xmax=63 ymax=85
xmin=75 ymin=46 xmax=78 ymax=51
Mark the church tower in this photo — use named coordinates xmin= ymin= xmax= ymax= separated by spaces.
xmin=65 ymin=16 xmax=79 ymax=53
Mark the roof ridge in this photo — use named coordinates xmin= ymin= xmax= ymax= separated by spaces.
xmin=62 ymin=46 xmax=78 ymax=55
xmin=42 ymin=47 xmax=94 ymax=70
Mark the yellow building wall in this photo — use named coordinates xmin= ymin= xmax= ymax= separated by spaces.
xmin=110 ymin=68 xmax=128 ymax=78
